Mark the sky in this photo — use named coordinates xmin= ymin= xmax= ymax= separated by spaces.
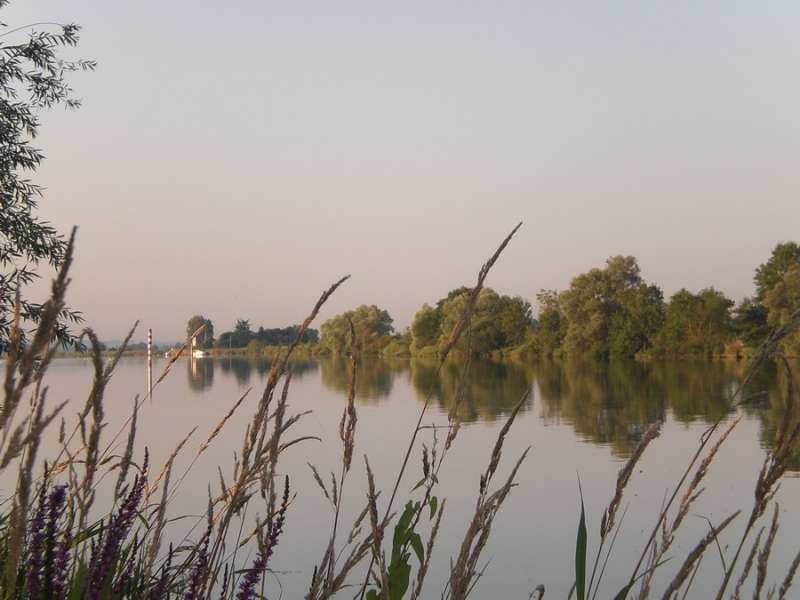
xmin=5 ymin=1 xmax=800 ymax=342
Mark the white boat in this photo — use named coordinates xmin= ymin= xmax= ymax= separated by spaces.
xmin=192 ymin=349 xmax=210 ymax=358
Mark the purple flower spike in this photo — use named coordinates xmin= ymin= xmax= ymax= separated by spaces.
xmin=43 ymin=485 xmax=67 ymax=598
xmin=147 ymin=544 xmax=173 ymax=600
xmin=236 ymin=476 xmax=290 ymax=600
xmin=183 ymin=537 xmax=209 ymax=600
xmin=86 ymin=453 xmax=149 ymax=600
xmin=52 ymin=529 xmax=72 ymax=600
xmin=26 ymin=485 xmax=49 ymax=600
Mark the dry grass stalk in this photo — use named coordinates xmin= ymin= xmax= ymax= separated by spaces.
xmin=357 ymin=223 xmax=523 ymax=600
xmin=0 ymin=231 xmax=77 ymax=596
xmin=716 ymin=353 xmax=800 ymax=600
xmin=144 ymin=451 xmax=174 ymax=580
xmin=672 ymin=416 xmax=740 ymax=534
xmin=622 ymin=312 xmax=800 ymax=598
xmin=1 ymin=229 xmax=74 ymax=437
xmin=778 ymin=546 xmax=800 ymax=600
xmin=754 ymin=503 xmax=780 ymax=599
xmin=308 ymin=462 xmax=333 ymax=505
xmin=529 ymin=584 xmax=546 ymax=600
xmin=201 ymin=387 xmax=252 ymax=456
xmin=365 ymin=455 xmax=390 ymax=597
xmin=114 ymin=395 xmax=139 ymax=500
xmin=447 ymin=446 xmax=530 ymax=600
xmin=439 ymin=222 xmax=522 ymax=361
xmin=483 ymin=389 xmax=529 ymax=490
xmin=339 ymin=318 xmax=358 ymax=474
xmin=587 ymin=422 xmax=661 ymax=599
xmin=145 ymin=426 xmax=197 ymax=503
xmin=306 ymin=318 xmax=360 ymax=599
xmin=732 ymin=527 xmax=764 ymax=600
xmin=606 ymin=422 xmax=661 ymax=538
xmin=3 ymin=385 xmax=51 ymax=593
xmin=445 ymin=391 xmax=530 ymax=600
xmin=75 ymin=329 xmax=106 ymax=529
xmin=196 ymin=276 xmax=348 ymax=586
xmin=659 ymin=510 xmax=739 ymax=600
xmin=165 ymin=387 xmax=252 ymax=507
xmin=635 ymin=416 xmax=742 ymax=599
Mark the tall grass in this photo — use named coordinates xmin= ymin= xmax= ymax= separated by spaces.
xmin=1 ymin=223 xmax=799 ymax=599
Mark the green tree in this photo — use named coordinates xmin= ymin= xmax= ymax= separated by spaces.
xmin=608 ymin=283 xmax=665 ymax=358
xmin=533 ymin=290 xmax=566 ymax=357
xmin=733 ymin=297 xmax=769 ymax=349
xmin=0 ymin=11 xmax=95 ymax=351
xmin=653 ymin=288 xmax=734 ymax=356
xmin=754 ymin=242 xmax=800 ymax=301
xmin=320 ymin=305 xmax=394 ymax=355
xmin=233 ymin=319 xmax=254 ymax=347
xmin=410 ymin=304 xmax=441 ymax=353
xmin=186 ymin=315 xmax=214 ymax=349
xmin=762 ymin=263 xmax=800 ymax=356
xmin=433 ymin=288 xmax=532 ymax=355
xmin=560 ymin=256 xmax=663 ymax=358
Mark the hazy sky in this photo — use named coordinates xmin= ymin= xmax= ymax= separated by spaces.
xmin=7 ymin=1 xmax=800 ymax=342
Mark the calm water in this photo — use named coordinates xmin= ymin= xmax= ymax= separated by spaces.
xmin=32 ymin=356 xmax=800 ymax=598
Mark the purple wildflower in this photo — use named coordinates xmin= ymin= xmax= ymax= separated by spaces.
xmin=113 ymin=533 xmax=137 ymax=596
xmin=147 ymin=544 xmax=173 ymax=600
xmin=183 ymin=536 xmax=210 ymax=600
xmin=43 ymin=485 xmax=67 ymax=599
xmin=26 ymin=485 xmax=48 ymax=600
xmin=86 ymin=451 xmax=148 ymax=600
xmin=52 ymin=529 xmax=72 ymax=600
xmin=236 ymin=476 xmax=290 ymax=600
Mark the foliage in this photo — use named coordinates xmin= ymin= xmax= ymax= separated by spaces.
xmin=762 ymin=264 xmax=800 ymax=356
xmin=652 ymin=288 xmax=734 ymax=356
xmin=410 ymin=304 xmax=440 ymax=353
xmin=410 ymin=288 xmax=532 ymax=356
xmin=255 ymin=324 xmax=319 ymax=345
xmin=186 ymin=315 xmax=214 ymax=349
xmin=559 ymin=256 xmax=664 ymax=359
xmin=382 ymin=332 xmax=411 ymax=357
xmin=754 ymin=242 xmax=800 ymax=302
xmin=217 ymin=320 xmax=319 ymax=349
xmin=245 ymin=338 xmax=265 ymax=355
xmin=733 ymin=297 xmax=770 ymax=349
xmin=319 ymin=304 xmax=394 ymax=354
xmin=532 ymin=290 xmax=565 ymax=357
xmin=0 ymin=8 xmax=95 ymax=352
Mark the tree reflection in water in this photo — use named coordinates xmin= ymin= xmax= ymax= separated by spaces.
xmin=187 ymin=356 xmax=317 ymax=390
xmin=318 ymin=355 xmax=408 ymax=403
xmin=410 ymin=357 xmax=534 ymax=423
xmin=189 ymin=353 xmax=799 ymax=468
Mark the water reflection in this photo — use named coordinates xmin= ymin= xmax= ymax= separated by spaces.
xmin=318 ymin=355 xmax=407 ymax=402
xmin=187 ymin=357 xmax=318 ymax=390
xmin=186 ymin=354 xmax=798 ymax=464
xmin=742 ymin=361 xmax=800 ymax=470
xmin=535 ymin=359 xmax=666 ymax=455
xmin=187 ymin=357 xmax=214 ymax=391
xmin=411 ymin=358 xmax=533 ymax=422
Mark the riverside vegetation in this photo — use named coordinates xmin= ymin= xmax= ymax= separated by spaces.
xmin=2 ymin=224 xmax=800 ymax=600
xmin=192 ymin=242 xmax=800 ymax=362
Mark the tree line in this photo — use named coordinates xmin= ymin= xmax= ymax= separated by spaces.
xmin=185 ymin=316 xmax=319 ymax=350
xmin=317 ymin=241 xmax=800 ymax=359
xmin=185 ymin=241 xmax=798 ymax=360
